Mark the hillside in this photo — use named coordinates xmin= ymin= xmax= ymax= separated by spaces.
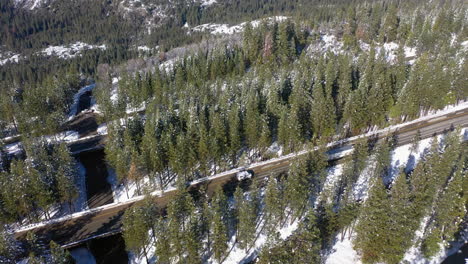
xmin=0 ymin=0 xmax=467 ymax=263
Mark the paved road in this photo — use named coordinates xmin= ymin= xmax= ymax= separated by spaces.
xmin=13 ymin=107 xmax=468 ymax=248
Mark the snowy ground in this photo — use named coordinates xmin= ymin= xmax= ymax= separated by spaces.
xmin=0 ymin=52 xmax=20 ymax=66
xmin=308 ymin=35 xmax=417 ymax=64
xmin=325 ymin=129 xmax=466 ymax=264
xmin=40 ymin=42 xmax=107 ymax=59
xmin=190 ymin=16 xmax=288 ymax=35
xmin=326 ymin=235 xmax=362 ymax=264
xmin=199 ymin=0 xmax=217 ymax=7
xmin=107 ymin=165 xmax=157 ymax=203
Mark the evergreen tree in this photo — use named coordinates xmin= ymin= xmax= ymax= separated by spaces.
xmin=385 ymin=171 xmax=415 ymax=263
xmin=354 ymin=177 xmax=390 ymax=264
xmin=285 ymin=157 xmax=309 ymax=220
xmin=54 ymin=143 xmax=78 ymax=211
xmin=234 ymin=186 xmax=257 ymax=250
xmin=264 ymin=174 xmax=284 ymax=232
xmin=122 ymin=206 xmax=151 ymax=264
xmin=154 ymin=216 xmax=171 ymax=264
xmin=210 ymin=187 xmax=228 ymax=262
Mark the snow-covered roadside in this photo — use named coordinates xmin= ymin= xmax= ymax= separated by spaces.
xmin=331 ymin=100 xmax=468 ymax=148
xmin=3 ymin=130 xmax=80 ymax=155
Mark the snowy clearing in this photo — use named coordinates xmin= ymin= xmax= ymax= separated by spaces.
xmin=0 ymin=53 xmax=20 ymax=66
xmin=199 ymin=0 xmax=216 ymax=7
xmin=40 ymin=42 xmax=107 ymax=59
xmin=190 ymin=16 xmax=288 ymax=35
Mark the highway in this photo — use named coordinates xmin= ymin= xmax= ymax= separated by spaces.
xmin=12 ymin=106 xmax=468 ymax=249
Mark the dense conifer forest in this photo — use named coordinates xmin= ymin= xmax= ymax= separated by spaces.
xmin=0 ymin=0 xmax=466 ymax=263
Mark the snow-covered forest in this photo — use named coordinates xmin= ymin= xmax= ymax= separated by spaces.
xmin=0 ymin=0 xmax=467 ymax=263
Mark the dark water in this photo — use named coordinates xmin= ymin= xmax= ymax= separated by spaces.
xmin=70 ymin=234 xmax=129 ymax=264
xmin=78 ymin=149 xmax=114 ymax=208
xmin=88 ymin=234 xmax=129 ymax=264
xmin=442 ymin=243 xmax=468 ymax=264
xmin=77 ymin=90 xmax=92 ymax=113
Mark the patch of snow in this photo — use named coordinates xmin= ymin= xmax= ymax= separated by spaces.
xmin=70 ymin=247 xmax=97 ymax=264
xmin=352 ymin=158 xmax=375 ymax=201
xmin=460 ymin=40 xmax=468 ymax=50
xmin=405 ymin=46 xmax=417 ymax=58
xmin=223 ymin=218 xmax=299 ymax=264
xmin=137 ymin=46 xmax=152 ymax=52
xmin=40 ymin=42 xmax=107 ymax=59
xmin=389 ymin=137 xmax=432 ymax=178
xmin=190 ymin=16 xmax=288 ymax=35
xmin=30 ymin=0 xmax=45 ymax=9
xmin=320 ymin=34 xmax=344 ymax=54
xmin=326 ymin=235 xmax=361 ymax=264
xmin=4 ymin=141 xmax=22 ymax=155
xmin=266 ymin=141 xmax=283 ymax=157
xmin=159 ymin=58 xmax=178 ymax=72
xmin=319 ymin=164 xmax=344 ymax=204
xmin=97 ymin=123 xmax=108 ymax=135
xmin=358 ymin=41 xmax=417 ymax=64
xmin=403 ymin=227 xmax=467 ymax=264
xmin=68 ymin=84 xmax=96 ymax=119
xmin=107 ymin=165 xmax=156 ymax=203
xmin=199 ymin=0 xmax=216 ymax=7
xmin=43 ymin=130 xmax=80 ymax=143
xmin=0 ymin=53 xmax=20 ymax=66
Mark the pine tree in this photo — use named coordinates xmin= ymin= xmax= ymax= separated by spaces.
xmin=354 ymin=177 xmax=390 ymax=264
xmin=210 ymin=187 xmax=228 ymax=262
xmin=294 ymin=209 xmax=322 ymax=263
xmin=54 ymin=143 xmax=78 ymax=211
xmin=265 ymin=175 xmax=284 ymax=232
xmin=122 ymin=206 xmax=151 ymax=264
xmin=185 ymin=209 xmax=202 ymax=264
xmin=228 ymin=104 xmax=242 ymax=165
xmin=337 ymin=55 xmax=353 ymax=122
xmin=198 ymin=124 xmax=210 ymax=177
xmin=285 ymin=157 xmax=309 ymax=220
xmin=310 ymin=61 xmax=336 ymax=138
xmin=234 ymin=186 xmax=257 ymax=250
xmin=154 ymin=216 xmax=171 ymax=264
xmin=385 ymin=171 xmax=415 ymax=263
